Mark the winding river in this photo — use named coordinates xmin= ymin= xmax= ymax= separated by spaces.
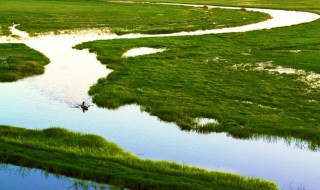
xmin=0 ymin=3 xmax=319 ymax=190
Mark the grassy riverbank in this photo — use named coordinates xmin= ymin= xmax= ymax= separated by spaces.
xmin=0 ymin=0 xmax=269 ymax=36
xmin=0 ymin=125 xmax=278 ymax=190
xmin=76 ymin=16 xmax=320 ymax=145
xmin=0 ymin=44 xmax=49 ymax=82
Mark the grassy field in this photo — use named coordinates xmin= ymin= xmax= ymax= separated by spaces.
xmin=0 ymin=125 xmax=278 ymax=190
xmin=0 ymin=43 xmax=49 ymax=82
xmin=0 ymin=0 xmax=269 ymax=36
xmin=76 ymin=13 xmax=320 ymax=146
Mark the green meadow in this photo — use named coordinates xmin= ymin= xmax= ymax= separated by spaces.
xmin=0 ymin=126 xmax=278 ymax=190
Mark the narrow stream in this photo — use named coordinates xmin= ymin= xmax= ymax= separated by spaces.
xmin=0 ymin=3 xmax=319 ymax=190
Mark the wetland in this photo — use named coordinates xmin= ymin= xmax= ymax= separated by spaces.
xmin=0 ymin=0 xmax=319 ymax=189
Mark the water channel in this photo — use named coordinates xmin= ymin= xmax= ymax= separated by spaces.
xmin=0 ymin=3 xmax=319 ymax=190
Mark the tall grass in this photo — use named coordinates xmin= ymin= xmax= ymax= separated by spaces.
xmin=0 ymin=125 xmax=278 ymax=190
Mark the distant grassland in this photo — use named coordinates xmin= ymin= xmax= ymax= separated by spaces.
xmin=0 ymin=126 xmax=278 ymax=190
xmin=0 ymin=0 xmax=270 ymax=36
xmin=0 ymin=44 xmax=49 ymax=82
xmin=129 ymin=0 xmax=320 ymax=13
xmin=76 ymin=16 xmax=320 ymax=146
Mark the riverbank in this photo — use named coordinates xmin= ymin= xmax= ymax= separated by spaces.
xmin=0 ymin=125 xmax=278 ymax=190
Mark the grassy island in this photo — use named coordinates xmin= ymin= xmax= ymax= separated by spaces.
xmin=0 ymin=126 xmax=278 ymax=190
xmin=0 ymin=43 xmax=49 ymax=82
xmin=76 ymin=16 xmax=320 ymax=146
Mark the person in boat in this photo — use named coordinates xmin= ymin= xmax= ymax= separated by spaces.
xmin=81 ymin=101 xmax=89 ymax=112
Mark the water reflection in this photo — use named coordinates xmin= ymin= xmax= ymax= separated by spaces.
xmin=173 ymin=124 xmax=320 ymax=152
xmin=248 ymin=134 xmax=320 ymax=152
xmin=0 ymin=164 xmax=111 ymax=190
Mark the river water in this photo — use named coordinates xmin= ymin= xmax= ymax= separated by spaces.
xmin=0 ymin=3 xmax=319 ymax=190
xmin=0 ymin=164 xmax=112 ymax=190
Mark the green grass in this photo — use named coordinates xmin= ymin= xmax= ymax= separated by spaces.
xmin=0 ymin=125 xmax=278 ymax=190
xmin=75 ymin=15 xmax=320 ymax=146
xmin=0 ymin=43 xmax=49 ymax=82
xmin=0 ymin=0 xmax=269 ymax=36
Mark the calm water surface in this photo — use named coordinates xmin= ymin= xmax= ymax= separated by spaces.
xmin=0 ymin=164 xmax=111 ymax=190
xmin=1 ymin=4 xmax=320 ymax=190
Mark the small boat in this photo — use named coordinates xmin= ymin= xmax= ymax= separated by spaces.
xmin=81 ymin=101 xmax=89 ymax=112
